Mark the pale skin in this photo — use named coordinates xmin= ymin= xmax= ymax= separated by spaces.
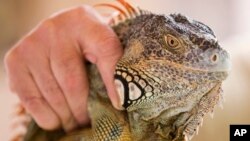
xmin=4 ymin=5 xmax=122 ymax=132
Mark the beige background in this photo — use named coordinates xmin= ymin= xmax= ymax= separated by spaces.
xmin=1 ymin=0 xmax=250 ymax=141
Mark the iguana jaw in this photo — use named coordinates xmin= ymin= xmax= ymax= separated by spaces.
xmin=114 ymin=55 xmax=229 ymax=110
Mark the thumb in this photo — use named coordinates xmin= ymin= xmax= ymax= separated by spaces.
xmin=82 ymin=24 xmax=123 ymax=109
xmin=75 ymin=6 xmax=123 ymax=109
xmin=95 ymin=34 xmax=123 ymax=110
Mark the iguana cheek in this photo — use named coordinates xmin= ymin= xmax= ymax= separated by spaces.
xmin=115 ymin=79 xmax=125 ymax=109
xmin=128 ymin=82 xmax=142 ymax=100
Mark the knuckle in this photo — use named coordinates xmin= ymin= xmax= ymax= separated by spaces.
xmin=60 ymin=62 xmax=78 ymax=77
xmin=42 ymin=80 xmax=64 ymax=105
xmin=72 ymin=5 xmax=92 ymax=15
xmin=36 ymin=19 xmax=56 ymax=37
xmin=56 ymin=53 xmax=80 ymax=73
xmin=53 ymin=53 xmax=85 ymax=92
xmin=4 ymin=47 xmax=19 ymax=69
xmin=5 ymin=38 xmax=36 ymax=66
xmin=64 ymin=72 xmax=84 ymax=92
xmin=98 ymin=33 xmax=121 ymax=56
xmin=19 ymin=93 xmax=41 ymax=105
xmin=17 ymin=40 xmax=34 ymax=58
xmin=102 ymin=33 xmax=120 ymax=47
xmin=13 ymin=87 xmax=40 ymax=107
xmin=40 ymin=19 xmax=55 ymax=31
xmin=43 ymin=77 xmax=61 ymax=95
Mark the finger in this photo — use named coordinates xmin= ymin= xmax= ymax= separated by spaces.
xmin=21 ymin=32 xmax=78 ymax=131
xmin=30 ymin=64 xmax=78 ymax=131
xmin=17 ymin=20 xmax=79 ymax=131
xmin=66 ymin=6 xmax=123 ymax=109
xmin=4 ymin=49 xmax=61 ymax=130
xmin=80 ymin=23 xmax=123 ymax=109
xmin=49 ymin=38 xmax=90 ymax=127
xmin=16 ymin=74 xmax=60 ymax=130
xmin=95 ymin=35 xmax=123 ymax=110
xmin=27 ymin=57 xmax=78 ymax=131
xmin=50 ymin=6 xmax=123 ymax=110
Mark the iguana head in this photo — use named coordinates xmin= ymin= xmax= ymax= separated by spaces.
xmin=114 ymin=13 xmax=231 ymax=110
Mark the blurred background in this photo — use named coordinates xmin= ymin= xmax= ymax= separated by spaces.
xmin=0 ymin=0 xmax=250 ymax=141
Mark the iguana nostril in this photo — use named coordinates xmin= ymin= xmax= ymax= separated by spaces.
xmin=211 ymin=53 xmax=219 ymax=63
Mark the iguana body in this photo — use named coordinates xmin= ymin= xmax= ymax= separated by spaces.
xmin=19 ymin=2 xmax=230 ymax=141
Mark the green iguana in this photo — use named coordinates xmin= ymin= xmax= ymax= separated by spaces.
xmin=11 ymin=0 xmax=231 ymax=141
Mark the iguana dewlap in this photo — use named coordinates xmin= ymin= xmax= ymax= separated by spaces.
xmin=15 ymin=1 xmax=231 ymax=141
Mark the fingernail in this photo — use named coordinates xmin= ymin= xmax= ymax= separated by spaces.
xmin=63 ymin=117 xmax=77 ymax=132
xmin=112 ymin=80 xmax=125 ymax=110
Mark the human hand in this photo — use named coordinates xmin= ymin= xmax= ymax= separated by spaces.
xmin=4 ymin=5 xmax=122 ymax=131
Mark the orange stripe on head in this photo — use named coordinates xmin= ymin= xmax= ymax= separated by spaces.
xmin=117 ymin=0 xmax=138 ymax=17
xmin=94 ymin=3 xmax=128 ymax=21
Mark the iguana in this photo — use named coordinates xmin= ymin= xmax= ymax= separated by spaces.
xmin=11 ymin=0 xmax=231 ymax=141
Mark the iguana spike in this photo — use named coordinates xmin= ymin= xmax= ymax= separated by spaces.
xmin=9 ymin=103 xmax=30 ymax=141
xmin=108 ymin=11 xmax=120 ymax=25
xmin=94 ymin=3 xmax=128 ymax=21
xmin=209 ymin=110 xmax=214 ymax=118
xmin=13 ymin=103 xmax=26 ymax=115
xmin=116 ymin=0 xmax=138 ymax=17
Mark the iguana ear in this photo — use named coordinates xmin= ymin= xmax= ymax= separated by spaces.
xmin=122 ymin=39 xmax=145 ymax=60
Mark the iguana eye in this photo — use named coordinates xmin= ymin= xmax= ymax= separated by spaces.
xmin=164 ymin=34 xmax=184 ymax=53
xmin=165 ymin=34 xmax=179 ymax=47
